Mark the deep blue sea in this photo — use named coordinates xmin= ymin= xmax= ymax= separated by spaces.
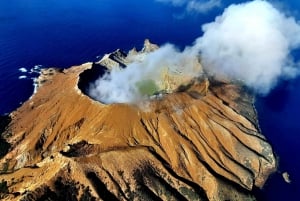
xmin=0 ymin=0 xmax=299 ymax=200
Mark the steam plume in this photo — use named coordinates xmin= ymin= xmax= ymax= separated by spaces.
xmin=196 ymin=0 xmax=300 ymax=94
xmin=89 ymin=0 xmax=300 ymax=103
xmin=89 ymin=44 xmax=200 ymax=103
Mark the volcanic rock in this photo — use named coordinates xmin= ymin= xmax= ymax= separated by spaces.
xmin=0 ymin=40 xmax=276 ymax=201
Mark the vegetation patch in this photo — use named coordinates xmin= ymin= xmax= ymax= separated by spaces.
xmin=0 ymin=115 xmax=11 ymax=159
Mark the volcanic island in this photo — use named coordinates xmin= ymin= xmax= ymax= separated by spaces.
xmin=0 ymin=40 xmax=276 ymax=201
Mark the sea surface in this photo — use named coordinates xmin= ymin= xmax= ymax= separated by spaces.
xmin=0 ymin=0 xmax=299 ymax=200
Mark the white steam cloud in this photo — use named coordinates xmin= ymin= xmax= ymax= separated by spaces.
xmin=196 ymin=0 xmax=300 ymax=94
xmin=89 ymin=0 xmax=300 ymax=103
xmin=89 ymin=44 xmax=200 ymax=103
xmin=156 ymin=0 xmax=221 ymax=13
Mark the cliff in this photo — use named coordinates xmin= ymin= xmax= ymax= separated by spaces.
xmin=0 ymin=40 xmax=276 ymax=201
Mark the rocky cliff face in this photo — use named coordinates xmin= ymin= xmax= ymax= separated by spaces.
xmin=0 ymin=40 xmax=276 ymax=201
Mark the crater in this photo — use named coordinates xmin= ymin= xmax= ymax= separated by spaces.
xmin=77 ymin=61 xmax=172 ymax=105
xmin=77 ymin=43 xmax=204 ymax=105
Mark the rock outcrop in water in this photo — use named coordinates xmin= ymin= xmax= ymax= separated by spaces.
xmin=0 ymin=40 xmax=276 ymax=201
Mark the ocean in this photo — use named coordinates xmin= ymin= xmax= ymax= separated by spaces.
xmin=0 ymin=0 xmax=299 ymax=200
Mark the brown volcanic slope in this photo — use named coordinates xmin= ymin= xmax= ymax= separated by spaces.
xmin=0 ymin=41 xmax=276 ymax=201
